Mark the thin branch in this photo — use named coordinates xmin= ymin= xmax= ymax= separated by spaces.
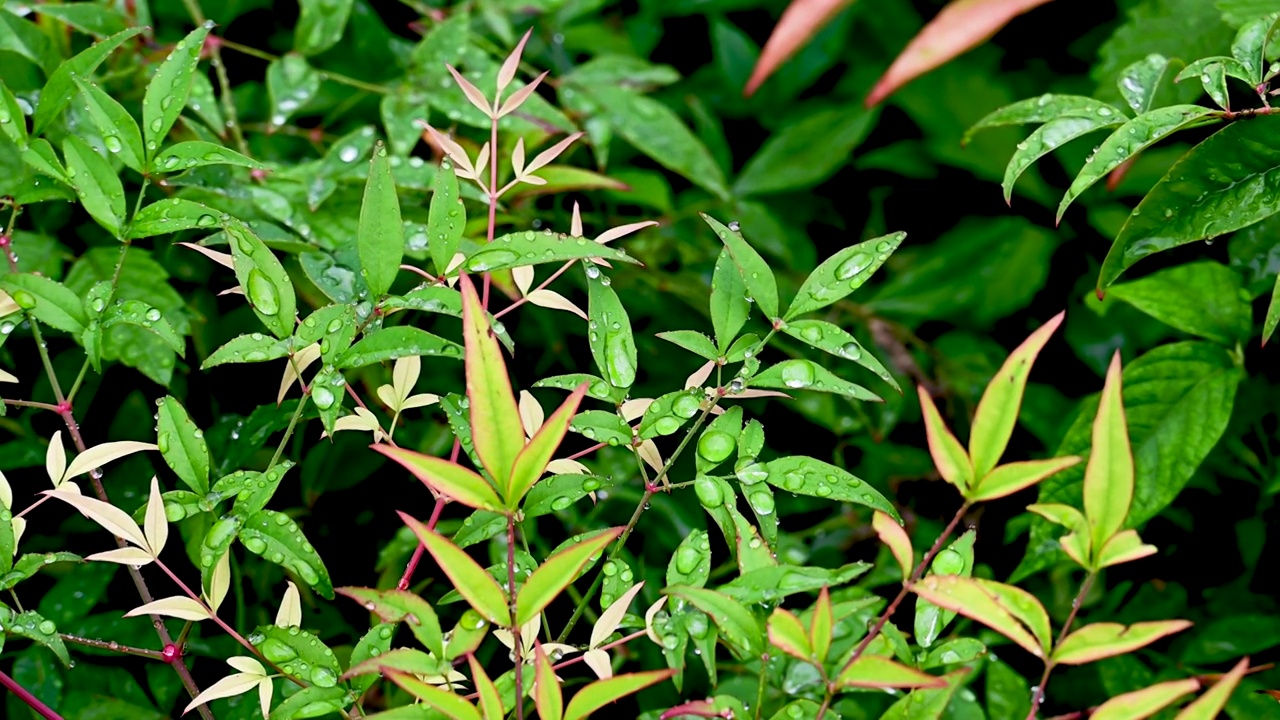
xmin=0 ymin=668 xmax=62 ymax=720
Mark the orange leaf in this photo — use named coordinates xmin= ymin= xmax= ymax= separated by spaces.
xmin=745 ymin=0 xmax=856 ymax=97
xmin=865 ymin=0 xmax=1056 ymax=108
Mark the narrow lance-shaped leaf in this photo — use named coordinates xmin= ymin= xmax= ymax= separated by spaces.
xmin=562 ymin=670 xmax=675 ymax=720
xmin=665 ymin=585 xmax=764 ymax=658
xmin=508 ymin=384 xmax=588 ymax=506
xmin=968 ymin=311 xmax=1063 ymax=478
xmin=32 ymin=27 xmax=146 ymax=134
xmin=533 ymin=646 xmax=563 ymax=720
xmin=702 ymin=214 xmax=779 ymax=319
xmin=1003 ymin=115 xmax=1121 ymax=204
xmin=766 ymin=607 xmax=813 ymax=661
xmin=911 ymin=575 xmax=1050 ymax=658
xmin=459 ymin=275 xmax=524 ymax=487
xmin=711 ymin=248 xmax=750 ymax=353
xmin=836 ymin=656 xmax=946 ymax=690
xmin=1091 ymin=679 xmax=1200 ymax=720
xmin=372 ymin=444 xmax=504 ymax=512
xmin=965 ymin=95 xmax=1126 ymax=143
xmin=751 ymin=359 xmax=881 ymax=402
xmin=1172 ymin=658 xmax=1247 ymax=720
xmin=1051 ymin=620 xmax=1192 ymax=665
xmin=873 ymin=510 xmax=913 ymax=580
xmin=782 ymin=320 xmax=901 ymax=392
xmin=429 ymin=160 xmax=465 ymax=276
xmin=969 ymin=456 xmax=1081 ymax=502
xmin=1099 ymin=115 xmax=1280 ymax=290
xmin=463 ymin=231 xmax=640 ymax=275
xmin=1117 ymin=54 xmax=1172 ymax=114
xmin=63 ymin=136 xmax=125 ymax=238
xmin=0 ymin=80 xmax=28 ymax=149
xmin=73 ymin=76 xmax=145 ymax=173
xmin=238 ymin=510 xmax=333 ymax=599
xmin=517 ymin=528 xmax=621 ymax=626
xmin=786 ymin=232 xmax=905 ymax=319
xmin=143 ymin=22 xmax=212 ymax=160
xmin=386 ymin=672 xmax=483 ymax=720
xmin=1084 ymin=352 xmax=1133 ymax=554
xmin=743 ymin=0 xmax=850 ymax=96
xmin=400 ymin=511 xmax=510 ymax=626
xmin=157 ymin=396 xmax=211 ymax=494
xmin=357 ymin=143 xmax=403 ymax=296
xmin=917 ymin=387 xmax=973 ymax=492
xmin=226 ymin=220 xmax=297 ymax=339
xmin=586 ymin=269 xmax=638 ymax=391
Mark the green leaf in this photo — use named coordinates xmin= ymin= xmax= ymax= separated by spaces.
xmin=0 ymin=553 xmax=81 ymax=591
xmin=127 ymin=199 xmax=225 ymax=238
xmin=464 ymin=232 xmax=640 ymax=275
xmin=917 ymin=387 xmax=974 ymax=492
xmin=719 ymin=563 xmax=870 ymax=605
xmin=1090 ymin=679 xmax=1200 ymax=720
xmin=516 ymin=527 xmax=620 ymax=626
xmin=1083 ymin=353 xmax=1135 ymax=557
xmin=385 ymin=672 xmax=483 ymax=720
xmin=656 ymin=330 xmax=719 ymax=360
xmin=584 ymin=86 xmax=729 ymax=200
xmin=1172 ymin=658 xmax=1247 ymax=720
xmin=703 ymin=213 xmax=778 ymax=319
xmin=400 ymin=512 xmax=510 ymax=625
xmin=1234 ymin=14 xmax=1273 ymax=81
xmin=523 ymin=474 xmax=613 ymax=519
xmin=667 ymin=530 xmax=712 ymax=588
xmin=271 ymin=686 xmax=350 ymax=720
xmin=374 ymin=445 xmax=504 ymax=512
xmin=72 ymin=76 xmax=144 ymax=173
xmin=966 ymin=95 xmax=1125 ymax=143
xmin=1004 ymin=115 xmax=1122 ymax=203
xmin=766 ymin=608 xmax=812 ymax=661
xmin=295 ymin=0 xmax=353 ymax=55
xmin=969 ymin=456 xmax=1081 ymax=502
xmin=32 ymin=27 xmax=145 ymax=135
xmin=3 ymin=609 xmax=70 ymax=666
xmin=238 ymin=510 xmax=333 ymax=598
xmin=36 ymin=4 xmax=128 ymax=37
xmin=201 ymin=333 xmax=292 ymax=369
xmin=21 ymin=138 xmax=71 ymax=185
xmin=248 ymin=625 xmax=342 ymax=687
xmin=347 ymin=623 xmax=397 ymax=695
xmin=358 ymin=143 xmax=404 ymax=297
xmin=338 ymin=326 xmax=461 ymax=369
xmin=227 ymin=462 xmax=293 ymax=517
xmin=1100 ymin=115 xmax=1280 ymax=289
xmin=1268 ymin=270 xmax=1280 ymax=346
xmin=1176 ymin=58 xmax=1236 ymax=108
xmin=0 ymin=12 xmax=58 ymax=73
xmin=710 ymin=248 xmax=750 ymax=352
xmin=334 ymin=587 xmax=444 ymax=657
xmin=101 ymin=299 xmax=184 ymax=354
xmin=63 ymin=135 xmax=126 ymax=237
xmin=0 ymin=80 xmax=28 ymax=150
xmin=878 ymin=670 xmax=968 ymax=720
xmin=151 ymin=141 xmax=264 ymax=174
xmin=1107 ymin=261 xmax=1251 ymax=344
xmin=267 ymin=53 xmax=321 ymax=128
xmin=142 ymin=22 xmax=212 ymax=161
xmin=734 ymin=106 xmax=875 ymax=196
xmin=786 ymin=232 xmax=904 ymax=320
xmin=1117 ymin=54 xmax=1173 ymax=114
xmin=921 ymin=637 xmax=987 ymax=669
xmin=0 ymin=274 xmax=87 ymax=334
xmin=562 ymin=671 xmax=675 ymax=720
xmin=428 ymin=160 xmax=465 ymax=276
xmin=750 ymin=359 xmax=881 ymax=402
xmin=459 ymin=275 xmax=524 ymax=486
xmin=782 ymin=320 xmax=900 ymax=391
xmin=763 ymin=456 xmax=899 ymax=520
xmin=915 ymin=530 xmax=976 ymax=649
xmin=156 ymin=396 xmax=211 ymax=494
xmin=1058 ymin=106 xmax=1218 ymax=222
xmin=969 ymin=311 xmax=1063 ymax=478
xmin=836 ymin=656 xmax=945 ymax=690
xmin=695 ymin=406 xmax=741 ymax=474
xmin=586 ymin=269 xmax=638 ymax=390
xmin=509 ymin=385 xmax=587 ymax=505
xmin=1052 ymin=620 xmax=1192 ymax=665
xmin=226 ymin=220 xmax=296 ymax=339
xmin=911 ymin=576 xmax=1051 ymax=659
xmin=664 ymin=586 xmax=762 ymax=659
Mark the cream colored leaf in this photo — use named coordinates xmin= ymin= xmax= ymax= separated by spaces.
xmin=218 ymin=286 xmax=244 ymax=296
xmin=184 ymin=672 xmax=266 ymax=715
xmin=547 ymin=459 xmax=589 ymax=475
xmin=257 ymin=677 xmax=272 ymax=719
xmin=208 ymin=550 xmax=231 ymax=612
xmin=46 ymin=432 xmax=66 ymax=487
xmin=620 ymin=399 xmax=653 ymax=423
xmin=227 ymin=656 xmax=267 ymax=676
xmin=177 ymin=242 xmax=236 ymax=269
xmin=582 ymin=648 xmax=612 ymax=680
xmin=422 ymin=125 xmax=476 ymax=178
xmin=0 ymin=368 xmax=17 ymax=383
xmin=571 ymin=202 xmax=583 ymax=238
xmin=512 ymin=137 xmax=527 ymax=178
xmin=447 ymin=64 xmax=493 ymax=116
xmin=86 ymin=547 xmax=155 ymax=566
xmin=524 ymin=132 xmax=583 ymax=175
xmin=644 ymin=596 xmax=668 ymax=646
xmin=393 ymin=355 xmax=422 ymax=405
xmin=144 ymin=477 xmax=168 ymax=558
xmin=710 ymin=405 xmax=726 ymax=415
xmin=685 ymin=360 xmax=716 ymax=391
xmin=278 ymin=343 xmax=322 ymax=404
xmin=0 ymin=469 xmax=11 ymax=509
xmin=0 ymin=290 xmax=20 ymax=317
xmin=401 ymin=393 xmax=440 ymax=410
xmin=328 ymin=407 xmax=386 ymax=441
xmin=474 ymin=142 xmax=490 ymax=180
xmin=520 ymin=174 xmax=547 ymax=186
xmin=519 ymin=390 xmax=545 ymax=440
xmin=276 ymin=580 xmax=302 ymax=628
xmin=731 ymin=389 xmax=793 ymax=399
xmin=497 ymin=72 xmax=548 ymax=118
xmin=527 ymin=289 xmax=587 ymax=320
xmin=126 ymin=596 xmax=211 ymax=621
xmin=592 ymin=581 xmax=645 ymax=649
xmin=45 ymin=489 xmax=148 ymax=549
xmin=65 ymin=441 xmax=158 ymax=481
xmin=497 ymin=29 xmax=532 ymax=95
xmin=446 ymin=252 xmax=467 ymax=275
xmin=596 ymin=220 xmax=659 ymax=246
xmin=637 ymin=439 xmax=663 ymax=474
xmin=375 ymin=384 xmax=399 ymax=412
xmin=512 ymin=265 xmax=535 ymax=296
xmin=10 ymin=516 xmax=24 ymax=552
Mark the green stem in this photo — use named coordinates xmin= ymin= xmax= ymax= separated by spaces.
xmin=181 ymin=0 xmax=249 ymax=157
xmin=269 ymin=392 xmax=310 ymax=468
xmin=217 ymin=39 xmax=391 ymax=95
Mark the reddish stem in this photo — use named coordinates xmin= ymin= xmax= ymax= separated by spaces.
xmin=0 ymin=668 xmax=62 ymax=720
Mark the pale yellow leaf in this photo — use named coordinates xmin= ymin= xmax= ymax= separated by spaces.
xmin=278 ymin=343 xmax=322 ymax=404
xmin=401 ymin=393 xmax=440 ymax=410
xmin=637 ymin=439 xmax=663 ymax=474
xmin=527 ymin=289 xmax=587 ymax=320
xmin=422 ymin=125 xmax=476 ymax=178
xmin=497 ymin=30 xmax=532 ymax=95
xmin=46 ymin=488 xmax=147 ymax=549
xmin=126 ymin=596 xmax=211 ymax=621
xmin=447 ymin=64 xmax=493 ymax=116
xmin=0 ymin=469 xmax=11 ymax=509
xmin=512 ymin=137 xmax=527 ymax=178
xmin=644 ymin=596 xmax=668 ymax=646
xmin=144 ymin=477 xmax=168 ymax=558
xmin=46 ymin=431 xmax=66 ymax=487
xmin=177 ymin=242 xmax=236 ymax=269
xmin=0 ymin=290 xmax=20 ymax=317
xmin=596 ymin=220 xmax=658 ymax=246
xmin=184 ymin=672 xmax=265 ymax=715
xmin=65 ymin=441 xmax=158 ymax=482
xmin=10 ymin=516 xmax=24 ymax=552
xmin=547 ymin=458 xmax=589 ymax=475
xmin=519 ymin=390 xmax=545 ymax=440
xmin=497 ymin=72 xmax=548 ymax=118
xmin=685 ymin=360 xmax=716 ymax=390
xmin=592 ymin=581 xmax=645 ymax=649
xmin=0 ymin=368 xmax=17 ymax=383
xmin=474 ymin=142 xmax=490 ymax=180
xmin=86 ymin=547 xmax=155 ymax=566
xmin=512 ymin=265 xmax=535 ymax=296
xmin=393 ymin=355 xmax=421 ymax=406
xmin=257 ymin=677 xmax=272 ymax=719
xmin=227 ymin=656 xmax=266 ymax=676
xmin=276 ymin=581 xmax=302 ymax=628
xmin=218 ymin=286 xmax=243 ymax=297
xmin=375 ymin=384 xmax=398 ymax=412
xmin=583 ymin=649 xmax=612 ymax=680
xmin=208 ymin=550 xmax=231 ymax=612
xmin=571 ymin=202 xmax=583 ymax=238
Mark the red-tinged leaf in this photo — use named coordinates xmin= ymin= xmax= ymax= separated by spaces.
xmin=917 ymin=386 xmax=973 ymax=492
xmin=372 ymin=445 xmax=504 ymax=512
xmin=968 ymin=456 xmax=1081 ymax=502
xmin=968 ymin=311 xmax=1064 ymax=478
xmin=744 ymin=0 xmax=855 ymax=96
xmin=835 ymin=656 xmax=947 ymax=690
xmin=386 ymin=670 xmax=483 ymax=720
xmin=343 ymin=647 xmax=443 ymax=680
xmin=1052 ymin=620 xmax=1192 ymax=665
xmin=810 ymin=587 xmax=833 ymax=663
xmin=1084 ymin=351 xmax=1134 ymax=553
xmin=460 ymin=275 xmax=524 ymax=492
xmin=865 ymin=0 xmax=1056 ymax=107
xmin=1174 ymin=658 xmax=1248 ymax=720
xmin=659 ymin=700 xmax=720 ymax=719
xmin=497 ymin=29 xmax=531 ymax=95
xmin=334 ymin=587 xmax=444 ymax=657
xmin=533 ymin=645 xmax=563 ymax=720
xmin=1091 ymin=678 xmax=1200 ymax=720
xmin=912 ymin=575 xmax=1050 ymax=658
xmin=516 ymin=527 xmax=622 ymax=626
xmin=562 ymin=670 xmax=675 ymax=720
xmin=873 ymin=510 xmax=913 ymax=580
xmin=399 ymin=511 xmax=510 ymax=626
xmin=508 ymin=384 xmax=588 ymax=507
xmin=767 ymin=608 xmax=813 ymax=661
xmin=468 ymin=654 xmax=505 ymax=720
xmin=447 ymin=64 xmax=493 ymax=117
xmin=1097 ymin=529 xmax=1158 ymax=568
